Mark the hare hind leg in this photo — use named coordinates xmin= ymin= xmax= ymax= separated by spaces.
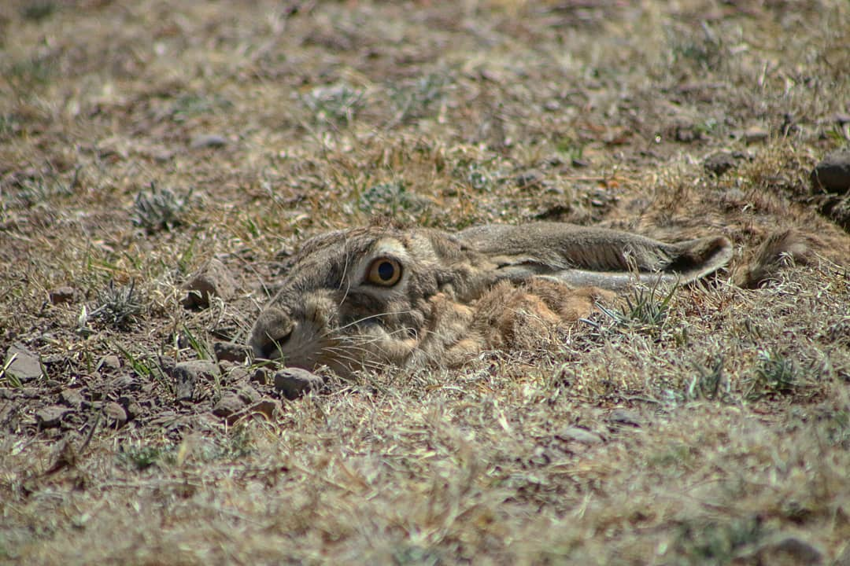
xmin=471 ymin=279 xmax=615 ymax=353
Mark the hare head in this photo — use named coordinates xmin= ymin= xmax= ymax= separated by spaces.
xmin=250 ymin=222 xmax=732 ymax=376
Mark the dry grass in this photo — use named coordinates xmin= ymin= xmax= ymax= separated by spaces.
xmin=1 ymin=0 xmax=849 ymax=564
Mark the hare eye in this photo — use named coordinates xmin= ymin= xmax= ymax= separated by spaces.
xmin=366 ymin=258 xmax=402 ymax=286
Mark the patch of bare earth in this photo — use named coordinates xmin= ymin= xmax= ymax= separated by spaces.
xmin=1 ymin=0 xmax=848 ymax=564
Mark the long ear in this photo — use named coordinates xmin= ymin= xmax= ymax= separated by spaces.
xmin=458 ymin=223 xmax=733 ymax=291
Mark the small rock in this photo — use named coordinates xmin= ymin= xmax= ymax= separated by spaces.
xmin=109 ymin=374 xmax=136 ymax=392
xmin=832 ymin=112 xmax=850 ymax=126
xmin=273 ymin=368 xmax=325 ymax=400
xmin=674 ymin=124 xmax=701 ymax=143
xmin=46 ymin=438 xmax=78 ymax=472
xmin=153 ymin=150 xmax=175 ymax=163
xmin=190 ymin=134 xmax=228 ymax=150
xmin=118 ymin=396 xmax=143 ymax=421
xmin=212 ymin=393 xmax=245 ymax=418
xmin=214 ymin=342 xmax=251 ymax=363
xmin=3 ymin=343 xmax=43 ymax=383
xmin=60 ymin=388 xmax=85 ymax=409
xmin=734 ymin=535 xmax=824 ymax=566
xmin=237 ymin=385 xmax=261 ymax=404
xmin=556 ymin=426 xmax=604 ymax=445
xmin=182 ymin=258 xmax=237 ymax=309
xmin=811 ymin=150 xmax=850 ymax=195
xmin=36 ymin=406 xmax=70 ymax=428
xmin=515 ymin=171 xmax=541 ymax=188
xmin=762 ymin=536 xmax=823 ymax=564
xmin=48 ymin=286 xmax=77 ymax=305
xmin=249 ymin=399 xmax=281 ymax=420
xmin=97 ymin=355 xmax=121 ymax=371
xmin=226 ymin=366 xmax=252 ymax=385
xmin=171 ymin=360 xmax=220 ymax=401
xmin=250 ymin=368 xmax=268 ymax=385
xmin=704 ymin=152 xmax=736 ymax=176
xmin=704 ymin=151 xmax=749 ymax=177
xmin=743 ymin=126 xmax=769 ymax=143
xmin=607 ymin=408 xmax=642 ymax=427
xmin=104 ymin=402 xmax=127 ymax=427
xmin=127 ymin=402 xmax=143 ymax=420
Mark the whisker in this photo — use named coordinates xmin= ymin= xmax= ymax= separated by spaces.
xmin=324 ymin=336 xmax=401 ymax=367
xmin=318 ymin=308 xmax=421 ymax=341
xmin=320 ymin=345 xmax=386 ymax=374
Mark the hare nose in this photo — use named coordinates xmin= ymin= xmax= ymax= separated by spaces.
xmin=250 ymin=308 xmax=293 ymax=360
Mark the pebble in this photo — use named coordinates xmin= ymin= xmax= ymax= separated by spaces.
xmin=607 ymin=408 xmax=642 ymax=427
xmin=674 ymin=124 xmax=701 ymax=143
xmin=743 ymin=126 xmax=769 ymax=143
xmin=248 ymin=399 xmax=281 ymax=420
xmin=811 ymin=150 xmax=850 ymax=195
xmin=119 ymin=396 xmax=143 ymax=420
xmin=225 ymin=365 xmax=252 ymax=385
xmin=237 ymin=385 xmax=261 ymax=404
xmin=734 ymin=535 xmax=824 ymax=565
xmin=36 ymin=405 xmax=70 ymax=428
xmin=48 ymin=286 xmax=77 ymax=305
xmin=833 ymin=112 xmax=850 ymax=126
xmin=182 ymin=258 xmax=237 ymax=309
xmin=514 ymin=170 xmax=541 ymax=188
xmin=104 ymin=402 xmax=128 ymax=427
xmin=190 ymin=134 xmax=228 ymax=150
xmin=704 ymin=151 xmax=749 ymax=177
xmin=109 ymin=374 xmax=136 ymax=392
xmin=250 ymin=368 xmax=268 ymax=385
xmin=171 ymin=360 xmax=220 ymax=401
xmin=273 ymin=368 xmax=325 ymax=400
xmin=212 ymin=392 xmax=245 ymax=418
xmin=98 ymin=355 xmax=121 ymax=371
xmin=556 ymin=426 xmax=604 ymax=445
xmin=60 ymin=388 xmax=85 ymax=409
xmin=3 ymin=343 xmax=43 ymax=383
xmin=214 ymin=341 xmax=251 ymax=363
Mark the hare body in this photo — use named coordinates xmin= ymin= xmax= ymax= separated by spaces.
xmin=250 ymin=222 xmax=732 ymax=375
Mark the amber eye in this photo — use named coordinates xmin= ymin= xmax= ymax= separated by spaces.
xmin=366 ymin=258 xmax=402 ymax=286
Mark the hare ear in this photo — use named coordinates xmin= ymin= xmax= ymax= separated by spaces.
xmin=458 ymin=223 xmax=733 ymax=291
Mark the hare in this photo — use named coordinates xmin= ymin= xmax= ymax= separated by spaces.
xmin=249 ymin=222 xmax=733 ymax=376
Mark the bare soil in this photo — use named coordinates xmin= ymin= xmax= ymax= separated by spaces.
xmin=1 ymin=1 xmax=849 ymax=564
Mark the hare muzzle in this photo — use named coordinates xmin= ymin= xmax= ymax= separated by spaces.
xmin=250 ymin=307 xmax=293 ymax=360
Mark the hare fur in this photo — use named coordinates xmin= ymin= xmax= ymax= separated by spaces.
xmin=250 ymin=222 xmax=733 ymax=376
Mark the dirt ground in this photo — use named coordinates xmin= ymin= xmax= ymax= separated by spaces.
xmin=1 ymin=0 xmax=849 ymax=564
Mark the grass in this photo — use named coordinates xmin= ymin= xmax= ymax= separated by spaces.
xmin=132 ymin=183 xmax=190 ymax=233
xmin=89 ymin=280 xmax=144 ymax=330
xmin=1 ymin=0 xmax=849 ymax=564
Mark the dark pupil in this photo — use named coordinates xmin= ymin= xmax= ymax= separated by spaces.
xmin=377 ymin=261 xmax=395 ymax=281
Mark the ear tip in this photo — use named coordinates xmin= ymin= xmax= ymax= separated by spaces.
xmin=693 ymin=235 xmax=734 ymax=260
